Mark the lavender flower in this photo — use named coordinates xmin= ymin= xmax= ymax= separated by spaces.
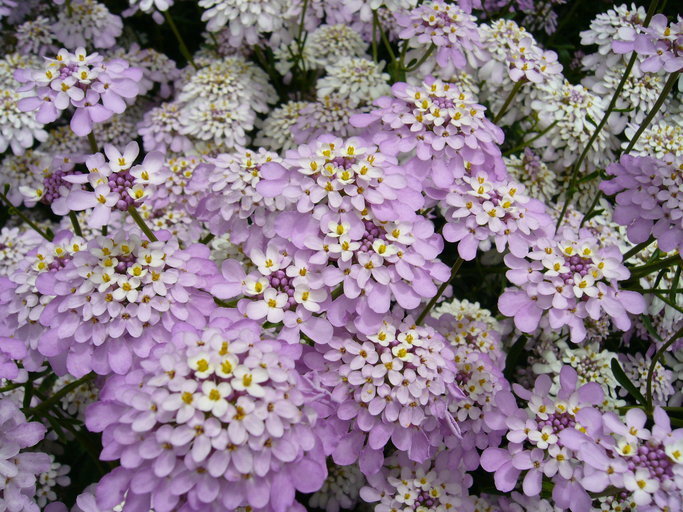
xmin=601 ymin=154 xmax=683 ymax=254
xmin=0 ymin=398 xmax=51 ymax=512
xmin=85 ymin=313 xmax=327 ymax=512
xmin=16 ymin=48 xmax=142 ymax=136
xmin=498 ymin=227 xmax=645 ymax=342
xmin=396 ymin=0 xmax=482 ymax=69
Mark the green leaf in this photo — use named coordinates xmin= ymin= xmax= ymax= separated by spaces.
xmin=641 ymin=315 xmax=662 ymax=342
xmin=504 ymin=335 xmax=527 ymax=381
xmin=577 ymin=170 xmax=601 ymax=184
xmin=584 ymin=208 xmax=605 ymax=222
xmin=611 ymin=358 xmax=646 ymax=405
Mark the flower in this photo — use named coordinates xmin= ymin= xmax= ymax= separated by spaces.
xmin=199 ymin=0 xmax=290 ymax=42
xmin=613 ymin=14 xmax=683 ymax=73
xmin=601 ymin=154 xmax=683 ymax=254
xmin=0 ymin=231 xmax=85 ymax=372
xmin=599 ymin=407 xmax=683 ymax=510
xmin=579 ymin=3 xmax=647 ymax=71
xmin=109 ymin=44 xmax=181 ymax=99
xmin=191 ymin=147 xmax=285 ymax=243
xmin=360 ymin=450 xmax=470 ymax=512
xmin=254 ymin=101 xmax=308 ymax=152
xmin=504 ymin=148 xmax=558 ymax=202
xmin=85 ymin=313 xmax=327 ymax=512
xmin=35 ymin=455 xmax=70 ymax=508
xmin=137 ymin=102 xmax=192 ymax=154
xmin=498 ymin=227 xmax=645 ymax=342
xmin=51 ymin=374 xmax=99 ymax=419
xmin=0 ymin=75 xmax=48 ymax=155
xmin=254 ymin=134 xmax=449 ymax=318
xmin=0 ymin=397 xmax=51 ymax=512
xmin=15 ymin=16 xmax=55 ymax=57
xmin=396 ymin=0 xmax=482 ymax=69
xmin=529 ymin=79 xmax=619 ymax=174
xmin=532 ymin=339 xmax=622 ymax=408
xmin=128 ymin=0 xmax=173 ymax=14
xmin=16 ymin=48 xmax=142 ymax=136
xmin=620 ymin=352 xmax=675 ymax=406
xmin=623 ymin=115 xmax=683 ymax=159
xmin=0 ymin=224 xmax=44 ymax=276
xmin=55 ymin=141 xmax=166 ymax=228
xmin=478 ymin=19 xmax=563 ymax=84
xmin=35 ymin=232 xmax=217 ymax=377
xmin=440 ymin=173 xmax=551 ymax=260
xmin=52 ymin=0 xmax=123 ymax=49
xmin=179 ymin=98 xmax=253 ymax=150
xmin=308 ymin=462 xmax=364 ymax=512
xmin=316 ymin=57 xmax=390 ymax=105
xmin=352 ymin=78 xmax=506 ymax=192
xmin=293 ymin=95 xmax=368 ymax=144
xmin=481 ymin=367 xmax=604 ymax=511
xmin=304 ymin=310 xmax=461 ymax=473
xmin=299 ymin=24 xmax=367 ymax=70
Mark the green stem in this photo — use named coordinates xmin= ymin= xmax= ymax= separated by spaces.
xmin=503 ymin=120 xmax=558 ymax=156
xmin=86 ymin=132 xmax=98 ymax=153
xmin=402 ymin=43 xmax=437 ymax=73
xmin=556 ymin=0 xmax=660 ymax=232
xmin=0 ymin=190 xmax=53 ymax=241
xmin=556 ymin=54 xmax=638 ymax=231
xmin=629 ymin=254 xmax=681 ymax=277
xmin=68 ymin=211 xmax=83 ymax=237
xmin=622 ymin=237 xmax=655 ymax=261
xmin=376 ymin=12 xmax=397 ymax=61
xmin=646 ymin=325 xmax=683 ymax=413
xmin=163 ymin=10 xmax=197 ymax=70
xmin=623 ymin=71 xmax=680 ymax=154
xmin=290 ymin=0 xmax=310 ymax=73
xmin=492 ymin=80 xmax=525 ymax=124
xmin=415 ymin=257 xmax=464 ymax=325
xmin=28 ymin=373 xmax=95 ymax=418
xmin=652 ymin=293 xmax=683 ymax=315
xmin=578 ymin=189 xmax=602 ymax=228
xmin=371 ymin=11 xmax=379 ymax=62
xmin=127 ymin=206 xmax=158 ymax=242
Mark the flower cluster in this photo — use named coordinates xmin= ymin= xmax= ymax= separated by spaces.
xmin=1 ymin=1 xmax=683 ymax=511
xmin=396 ymin=0 xmax=482 ymax=69
xmin=0 ymin=398 xmax=51 ymax=512
xmin=601 ymin=153 xmax=683 ymax=254
xmin=499 ymin=227 xmax=645 ymax=342
xmin=441 ymin=172 xmax=551 ymax=260
xmin=353 ymin=78 xmax=507 ymax=191
xmin=304 ymin=311 xmax=461 ymax=472
xmin=36 ymin=232 xmax=217 ymax=376
xmin=614 ymin=13 xmax=683 ymax=73
xmin=86 ymin=314 xmax=327 ymax=512
xmin=16 ymin=48 xmax=142 ymax=136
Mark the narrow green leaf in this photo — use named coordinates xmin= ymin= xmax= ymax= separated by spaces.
xmin=504 ymin=335 xmax=527 ymax=381
xmin=611 ymin=358 xmax=646 ymax=405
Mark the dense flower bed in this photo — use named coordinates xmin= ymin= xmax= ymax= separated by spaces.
xmin=0 ymin=1 xmax=682 ymax=511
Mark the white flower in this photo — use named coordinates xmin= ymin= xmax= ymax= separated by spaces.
xmin=231 ymin=366 xmax=268 ymax=397
xmin=294 ymin=286 xmax=326 ymax=312
xmin=316 ymin=57 xmax=391 ymax=105
xmin=197 ymin=380 xmax=231 ymax=417
xmin=188 ymin=353 xmax=214 ymax=378
xmin=623 ymin=469 xmax=659 ymax=506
